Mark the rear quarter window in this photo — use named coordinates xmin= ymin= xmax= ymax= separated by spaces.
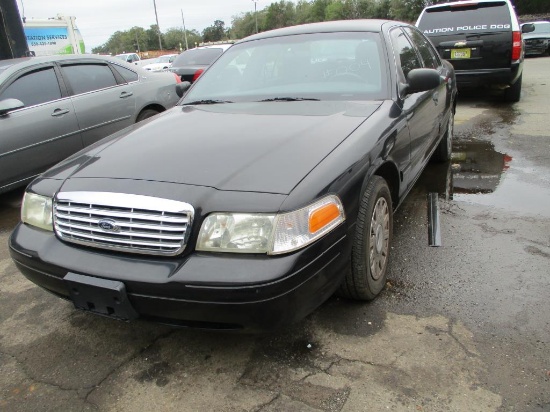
xmin=417 ymin=1 xmax=512 ymax=35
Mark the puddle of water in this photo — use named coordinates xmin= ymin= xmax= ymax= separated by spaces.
xmin=415 ymin=139 xmax=550 ymax=218
xmin=451 ymin=139 xmax=550 ymax=218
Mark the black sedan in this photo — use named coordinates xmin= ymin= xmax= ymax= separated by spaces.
xmin=9 ymin=20 xmax=456 ymax=332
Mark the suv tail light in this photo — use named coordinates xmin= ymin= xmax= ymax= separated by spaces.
xmin=512 ymin=31 xmax=522 ymax=61
xmin=173 ymin=73 xmax=182 ymax=83
xmin=192 ymin=69 xmax=204 ymax=82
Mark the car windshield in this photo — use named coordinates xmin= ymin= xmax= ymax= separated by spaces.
xmin=181 ymin=32 xmax=388 ymax=104
xmin=173 ymin=48 xmax=224 ymax=66
xmin=533 ymin=23 xmax=550 ymax=33
xmin=158 ymin=55 xmax=173 ymax=63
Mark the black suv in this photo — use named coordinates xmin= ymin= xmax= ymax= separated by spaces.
xmin=416 ymin=0 xmax=534 ymax=102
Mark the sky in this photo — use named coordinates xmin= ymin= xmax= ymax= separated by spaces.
xmin=18 ymin=0 xmax=295 ymax=51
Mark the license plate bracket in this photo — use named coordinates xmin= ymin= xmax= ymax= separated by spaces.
xmin=451 ymin=48 xmax=471 ymax=59
xmin=64 ymin=272 xmax=138 ymax=320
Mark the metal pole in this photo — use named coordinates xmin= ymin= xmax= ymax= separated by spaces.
xmin=153 ymin=0 xmax=162 ymax=50
xmin=252 ymin=0 xmax=258 ymax=34
xmin=181 ymin=9 xmax=188 ymax=50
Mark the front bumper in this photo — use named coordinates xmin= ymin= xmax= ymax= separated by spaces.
xmin=524 ymin=41 xmax=548 ymax=56
xmin=9 ymin=222 xmax=351 ymax=332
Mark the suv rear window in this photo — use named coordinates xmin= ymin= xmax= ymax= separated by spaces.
xmin=417 ymin=1 xmax=512 ymax=35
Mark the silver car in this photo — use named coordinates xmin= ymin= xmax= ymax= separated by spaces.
xmin=0 ymin=55 xmax=182 ymax=193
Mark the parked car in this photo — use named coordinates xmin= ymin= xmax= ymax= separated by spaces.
xmin=0 ymin=54 xmax=182 ymax=194
xmin=143 ymin=54 xmax=178 ymax=72
xmin=9 ymin=20 xmax=457 ymax=332
xmin=169 ymin=44 xmax=232 ymax=83
xmin=114 ymin=53 xmax=142 ymax=65
xmin=416 ymin=0 xmax=534 ymax=102
xmin=522 ymin=21 xmax=550 ymax=56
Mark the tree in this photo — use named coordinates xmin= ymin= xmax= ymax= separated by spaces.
xmin=203 ymin=20 xmax=226 ymax=42
xmin=295 ymin=0 xmax=313 ymax=24
xmin=264 ymin=1 xmax=296 ymax=30
xmin=390 ymin=0 xmax=433 ymax=22
xmin=310 ymin=0 xmax=333 ymax=22
xmin=231 ymin=11 xmax=260 ymax=39
xmin=163 ymin=27 xmax=202 ymax=50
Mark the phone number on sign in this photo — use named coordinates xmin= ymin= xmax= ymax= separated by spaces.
xmin=30 ymin=41 xmax=58 ymax=46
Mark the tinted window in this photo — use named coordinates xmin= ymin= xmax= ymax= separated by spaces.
xmin=418 ymin=2 xmax=512 ymax=35
xmin=62 ymin=64 xmax=117 ymax=95
xmin=391 ymin=28 xmax=422 ymax=79
xmin=1 ymin=67 xmax=61 ymax=107
xmin=112 ymin=64 xmax=139 ymax=83
xmin=404 ymin=27 xmax=440 ymax=69
xmin=173 ymin=48 xmax=224 ymax=66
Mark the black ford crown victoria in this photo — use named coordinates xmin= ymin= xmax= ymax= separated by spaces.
xmin=9 ymin=20 xmax=456 ymax=331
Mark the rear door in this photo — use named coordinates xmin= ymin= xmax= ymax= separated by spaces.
xmin=60 ymin=61 xmax=136 ymax=147
xmin=416 ymin=1 xmax=513 ymax=71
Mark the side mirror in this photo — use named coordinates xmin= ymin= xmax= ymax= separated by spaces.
xmin=522 ymin=23 xmax=535 ymax=34
xmin=176 ymin=81 xmax=191 ymax=98
xmin=405 ymin=68 xmax=441 ymax=94
xmin=0 ymin=98 xmax=25 ymax=116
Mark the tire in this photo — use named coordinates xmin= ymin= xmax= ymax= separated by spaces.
xmin=504 ymin=74 xmax=522 ymax=103
xmin=431 ymin=108 xmax=454 ymax=163
xmin=339 ymin=176 xmax=393 ymax=301
xmin=136 ymin=109 xmax=160 ymax=122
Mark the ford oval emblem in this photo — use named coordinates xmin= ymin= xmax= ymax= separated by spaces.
xmin=98 ymin=219 xmax=120 ymax=232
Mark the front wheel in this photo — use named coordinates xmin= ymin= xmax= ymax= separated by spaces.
xmin=339 ymin=176 xmax=393 ymax=301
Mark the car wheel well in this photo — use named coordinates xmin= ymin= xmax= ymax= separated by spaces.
xmin=138 ymin=104 xmax=166 ymax=117
xmin=374 ymin=162 xmax=400 ymax=209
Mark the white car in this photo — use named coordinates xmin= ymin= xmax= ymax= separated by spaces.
xmin=143 ymin=54 xmax=178 ymax=72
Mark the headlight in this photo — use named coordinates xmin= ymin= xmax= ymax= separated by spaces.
xmin=21 ymin=193 xmax=53 ymax=231
xmin=196 ymin=195 xmax=345 ymax=255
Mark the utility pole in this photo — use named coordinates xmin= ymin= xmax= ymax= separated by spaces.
xmin=252 ymin=0 xmax=259 ymax=34
xmin=153 ymin=0 xmax=163 ymax=50
xmin=181 ymin=9 xmax=189 ymax=50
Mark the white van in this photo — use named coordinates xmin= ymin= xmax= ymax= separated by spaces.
xmin=23 ymin=15 xmax=85 ymax=56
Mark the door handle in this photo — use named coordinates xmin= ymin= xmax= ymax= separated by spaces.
xmin=120 ymin=92 xmax=134 ymax=98
xmin=51 ymin=108 xmax=70 ymax=117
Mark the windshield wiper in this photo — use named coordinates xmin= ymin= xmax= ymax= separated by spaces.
xmin=258 ymin=97 xmax=320 ymax=102
xmin=182 ymin=99 xmax=233 ymax=105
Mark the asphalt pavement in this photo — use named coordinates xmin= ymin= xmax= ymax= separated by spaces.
xmin=1 ymin=57 xmax=549 ymax=412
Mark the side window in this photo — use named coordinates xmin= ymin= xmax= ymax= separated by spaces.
xmin=404 ymin=27 xmax=440 ymax=69
xmin=62 ymin=64 xmax=118 ymax=95
xmin=112 ymin=64 xmax=139 ymax=83
xmin=390 ymin=28 xmax=422 ymax=79
xmin=1 ymin=67 xmax=61 ymax=107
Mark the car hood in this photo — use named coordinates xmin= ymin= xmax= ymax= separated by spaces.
xmin=56 ymin=101 xmax=381 ymax=195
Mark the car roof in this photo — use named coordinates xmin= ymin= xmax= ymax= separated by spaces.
xmin=0 ymin=55 xmax=139 ymax=79
xmin=196 ymin=44 xmax=233 ymax=51
xmin=238 ymin=19 xmax=398 ymax=44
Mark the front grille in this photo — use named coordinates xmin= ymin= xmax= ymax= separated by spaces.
xmin=53 ymin=192 xmax=194 ymax=256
